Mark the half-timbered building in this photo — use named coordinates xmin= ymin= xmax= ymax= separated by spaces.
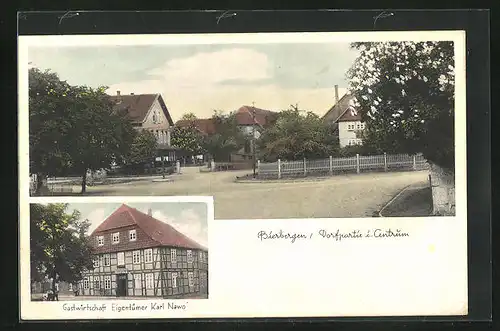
xmin=78 ymin=204 xmax=208 ymax=299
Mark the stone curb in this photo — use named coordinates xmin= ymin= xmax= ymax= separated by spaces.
xmin=234 ymin=177 xmax=326 ymax=184
xmin=378 ymin=185 xmax=412 ymax=217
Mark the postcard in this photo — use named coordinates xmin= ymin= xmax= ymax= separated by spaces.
xmin=19 ymin=30 xmax=467 ymax=319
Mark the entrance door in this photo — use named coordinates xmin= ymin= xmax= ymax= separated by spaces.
xmin=116 ymin=274 xmax=127 ymax=297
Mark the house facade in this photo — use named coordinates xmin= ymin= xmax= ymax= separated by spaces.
xmin=110 ymin=91 xmax=178 ymax=162
xmin=322 ymin=85 xmax=366 ymax=148
xmin=78 ymin=204 xmax=208 ymax=299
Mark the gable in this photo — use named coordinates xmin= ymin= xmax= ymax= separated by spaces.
xmin=143 ymin=96 xmax=172 ymax=128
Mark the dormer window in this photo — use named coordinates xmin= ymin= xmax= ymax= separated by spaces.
xmin=112 ymin=232 xmax=120 ymax=244
xmin=129 ymin=229 xmax=137 ymax=241
xmin=97 ymin=236 xmax=104 ymax=246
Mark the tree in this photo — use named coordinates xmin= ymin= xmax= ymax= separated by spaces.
xmin=125 ymin=130 xmax=158 ymax=165
xmin=30 ymin=203 xmax=94 ymax=295
xmin=346 ymin=41 xmax=455 ymax=170
xmin=29 ymin=68 xmax=137 ymax=194
xmin=180 ymin=112 xmax=197 ymax=121
xmin=29 ymin=68 xmax=74 ymax=194
xmin=63 ymin=85 xmax=136 ymax=193
xmin=203 ymin=111 xmax=246 ymax=162
xmin=257 ymin=108 xmax=339 ymax=162
xmin=171 ymin=125 xmax=205 ymax=156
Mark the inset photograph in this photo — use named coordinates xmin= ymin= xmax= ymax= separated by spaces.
xmin=24 ymin=38 xmax=456 ymax=219
xmin=30 ymin=201 xmax=209 ymax=301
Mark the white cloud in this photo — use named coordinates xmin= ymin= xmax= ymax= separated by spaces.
xmin=148 ymin=48 xmax=271 ymax=87
xmin=106 ymin=47 xmax=348 ymax=119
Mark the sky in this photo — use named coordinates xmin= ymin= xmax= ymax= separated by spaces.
xmin=28 ymin=43 xmax=359 ymax=120
xmin=37 ymin=202 xmax=209 ymax=248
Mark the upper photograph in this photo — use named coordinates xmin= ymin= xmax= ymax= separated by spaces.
xmin=21 ymin=34 xmax=459 ymax=219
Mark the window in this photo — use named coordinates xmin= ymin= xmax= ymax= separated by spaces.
xmin=97 ymin=236 xmax=104 ymax=246
xmin=199 ymin=251 xmax=203 ymax=262
xmin=361 ymin=123 xmax=366 ymax=129
xmin=144 ymin=249 xmax=153 ymax=263
xmin=171 ymin=249 xmax=177 ymax=263
xmin=134 ymin=274 xmax=142 ymax=289
xmin=93 ymin=257 xmax=99 ymax=268
xmin=94 ymin=276 xmax=100 ymax=289
xmin=112 ymin=232 xmax=120 ymax=244
xmin=145 ymin=273 xmax=154 ymax=289
xmin=129 ymin=230 xmax=137 ymax=241
xmin=133 ymin=250 xmax=141 ymax=264
xmin=356 ymin=123 xmax=361 ymax=129
xmin=69 ymin=284 xmax=73 ymax=291
xmin=103 ymin=254 xmax=111 ymax=266
xmin=171 ymin=272 xmax=178 ymax=288
xmin=187 ymin=250 xmax=193 ymax=263
xmin=83 ymin=278 xmax=89 ymax=289
xmin=104 ymin=276 xmax=111 ymax=289
xmin=188 ymin=272 xmax=194 ymax=287
xmin=117 ymin=252 xmax=125 ymax=266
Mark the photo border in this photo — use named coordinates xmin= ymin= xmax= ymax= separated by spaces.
xmin=13 ymin=9 xmax=491 ymax=325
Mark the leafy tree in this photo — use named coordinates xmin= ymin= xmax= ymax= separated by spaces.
xmin=347 ymin=41 xmax=455 ymax=170
xmin=171 ymin=125 xmax=205 ymax=156
xmin=203 ymin=111 xmax=246 ymax=162
xmin=29 ymin=68 xmax=74 ymax=194
xmin=180 ymin=112 xmax=197 ymax=121
xmin=29 ymin=68 xmax=137 ymax=194
xmin=30 ymin=203 xmax=94 ymax=295
xmin=257 ymin=108 xmax=339 ymax=162
xmin=62 ymin=85 xmax=136 ymax=193
xmin=125 ymin=129 xmax=158 ymax=165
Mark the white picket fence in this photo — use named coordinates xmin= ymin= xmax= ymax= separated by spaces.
xmin=257 ymin=153 xmax=429 ymax=179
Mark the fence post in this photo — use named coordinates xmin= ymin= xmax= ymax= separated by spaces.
xmin=303 ymin=158 xmax=307 ymax=177
xmin=329 ymin=155 xmax=333 ymax=175
xmin=356 ymin=154 xmax=360 ymax=174
xmin=277 ymin=159 xmax=281 ymax=179
xmin=384 ymin=152 xmax=388 ymax=172
xmin=413 ymin=155 xmax=417 ymax=170
xmin=176 ymin=160 xmax=181 ymax=174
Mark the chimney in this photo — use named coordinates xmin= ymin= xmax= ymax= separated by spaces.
xmin=147 ymin=208 xmax=152 ymax=216
xmin=130 ymin=93 xmax=134 ymax=95
xmin=117 ymin=90 xmax=121 ymax=96
xmin=334 ymin=85 xmax=339 ymax=104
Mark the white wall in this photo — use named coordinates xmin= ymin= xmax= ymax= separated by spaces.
xmin=142 ymin=97 xmax=172 ymax=146
xmin=429 ymin=163 xmax=456 ymax=216
xmin=338 ymin=121 xmax=364 ymax=148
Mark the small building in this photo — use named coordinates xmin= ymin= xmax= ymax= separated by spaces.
xmin=322 ymin=85 xmax=366 ymax=148
xmin=175 ymin=106 xmax=276 ymax=163
xmin=78 ymin=204 xmax=208 ymax=299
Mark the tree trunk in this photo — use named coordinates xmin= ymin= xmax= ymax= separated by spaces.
xmin=35 ymin=173 xmax=47 ymax=196
xmin=429 ymin=162 xmax=455 ymax=216
xmin=81 ymin=168 xmax=87 ymax=194
xmin=51 ymin=270 xmax=58 ymax=301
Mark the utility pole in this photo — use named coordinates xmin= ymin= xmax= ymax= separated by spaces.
xmin=251 ymin=102 xmax=257 ymax=178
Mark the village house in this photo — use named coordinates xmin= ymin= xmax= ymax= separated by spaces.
xmin=175 ymin=105 xmax=276 ymax=163
xmin=110 ymin=91 xmax=179 ymax=163
xmin=322 ymin=85 xmax=366 ymax=148
xmin=78 ymin=204 xmax=208 ymax=299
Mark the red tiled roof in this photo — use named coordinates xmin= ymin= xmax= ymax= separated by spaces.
xmin=109 ymin=93 xmax=174 ymax=126
xmin=235 ymin=106 xmax=276 ymax=126
xmin=175 ymin=118 xmax=216 ymax=135
xmin=92 ymin=204 xmax=206 ymax=251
